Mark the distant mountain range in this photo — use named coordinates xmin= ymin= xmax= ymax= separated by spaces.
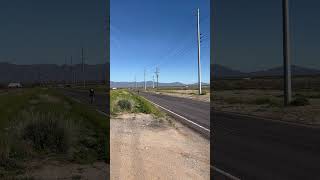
xmin=111 ymin=81 xmax=184 ymax=88
xmin=1 ymin=62 xmax=320 ymax=85
xmin=0 ymin=62 xmax=108 ymax=84
xmin=212 ymin=64 xmax=320 ymax=78
xmin=110 ymin=81 xmax=210 ymax=88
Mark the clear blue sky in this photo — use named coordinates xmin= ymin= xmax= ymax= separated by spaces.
xmin=213 ymin=0 xmax=320 ymax=72
xmin=0 ymin=0 xmax=106 ymax=65
xmin=110 ymin=0 xmax=210 ymax=84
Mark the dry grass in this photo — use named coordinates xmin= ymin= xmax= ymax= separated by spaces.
xmin=149 ymin=89 xmax=210 ymax=102
xmin=212 ymin=89 xmax=320 ymax=125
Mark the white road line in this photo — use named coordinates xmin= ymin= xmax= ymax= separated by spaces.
xmin=215 ymin=110 xmax=320 ymax=129
xmin=96 ymin=109 xmax=108 ymax=116
xmin=213 ymin=166 xmax=241 ymax=180
xmin=140 ymin=95 xmax=210 ymax=132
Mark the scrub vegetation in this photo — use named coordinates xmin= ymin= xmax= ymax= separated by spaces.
xmin=0 ymin=88 xmax=109 ymax=179
xmin=110 ymin=90 xmax=163 ymax=117
xmin=212 ymin=76 xmax=320 ymax=125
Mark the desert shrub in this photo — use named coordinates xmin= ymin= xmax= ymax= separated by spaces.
xmin=0 ymin=135 xmax=25 ymax=172
xmin=11 ymin=111 xmax=79 ymax=154
xmin=200 ymin=91 xmax=207 ymax=95
xmin=117 ymin=99 xmax=132 ymax=111
xmin=0 ymin=135 xmax=10 ymax=164
xmin=254 ymin=97 xmax=272 ymax=105
xmin=290 ymin=97 xmax=310 ymax=106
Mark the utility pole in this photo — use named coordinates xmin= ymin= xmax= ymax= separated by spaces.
xmin=144 ymin=68 xmax=146 ymax=90
xmin=70 ymin=56 xmax=73 ymax=86
xmin=134 ymin=75 xmax=137 ymax=90
xmin=81 ymin=48 xmax=86 ymax=89
xmin=65 ymin=57 xmax=67 ymax=85
xmin=155 ymin=67 xmax=159 ymax=89
xmin=197 ymin=8 xmax=202 ymax=95
xmin=283 ymin=0 xmax=292 ymax=105
xmin=152 ymin=75 xmax=155 ymax=88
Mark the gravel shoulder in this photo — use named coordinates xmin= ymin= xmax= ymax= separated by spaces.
xmin=110 ymin=113 xmax=210 ymax=180
xmin=213 ymin=89 xmax=320 ymax=125
xmin=20 ymin=160 xmax=109 ymax=180
xmin=148 ymin=90 xmax=210 ymax=102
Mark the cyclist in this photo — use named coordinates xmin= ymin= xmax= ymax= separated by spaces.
xmin=89 ymin=88 xmax=95 ymax=104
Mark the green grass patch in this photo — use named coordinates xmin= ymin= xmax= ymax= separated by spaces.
xmin=111 ymin=90 xmax=163 ymax=117
xmin=0 ymin=90 xmax=35 ymax=129
xmin=0 ymin=88 xmax=109 ymax=178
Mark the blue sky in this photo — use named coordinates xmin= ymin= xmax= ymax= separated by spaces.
xmin=110 ymin=0 xmax=210 ymax=84
xmin=213 ymin=0 xmax=320 ymax=72
xmin=0 ymin=0 xmax=106 ymax=65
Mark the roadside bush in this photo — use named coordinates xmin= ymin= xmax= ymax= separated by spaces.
xmin=0 ymin=133 xmax=26 ymax=171
xmin=0 ymin=135 xmax=10 ymax=165
xmin=200 ymin=91 xmax=207 ymax=95
xmin=117 ymin=99 xmax=132 ymax=111
xmin=254 ymin=97 xmax=272 ymax=105
xmin=290 ymin=97 xmax=310 ymax=106
xmin=12 ymin=111 xmax=79 ymax=154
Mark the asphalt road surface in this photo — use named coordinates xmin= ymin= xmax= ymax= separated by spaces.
xmin=138 ymin=91 xmax=210 ymax=138
xmin=213 ymin=110 xmax=320 ymax=180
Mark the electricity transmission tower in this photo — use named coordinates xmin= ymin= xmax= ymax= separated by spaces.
xmin=81 ymin=48 xmax=86 ymax=88
xmin=70 ymin=56 xmax=74 ymax=86
xmin=197 ymin=8 xmax=202 ymax=95
xmin=134 ymin=75 xmax=137 ymax=90
xmin=152 ymin=75 xmax=155 ymax=88
xmin=144 ymin=68 xmax=147 ymax=90
xmin=155 ymin=67 xmax=159 ymax=88
xmin=283 ymin=0 xmax=292 ymax=105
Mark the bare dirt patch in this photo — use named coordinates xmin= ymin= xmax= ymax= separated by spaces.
xmin=20 ymin=160 xmax=109 ymax=180
xmin=111 ymin=113 xmax=210 ymax=180
xmin=213 ymin=90 xmax=320 ymax=125
xmin=150 ymin=90 xmax=210 ymax=102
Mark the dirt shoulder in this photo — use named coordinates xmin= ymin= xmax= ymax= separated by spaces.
xmin=111 ymin=113 xmax=210 ymax=180
xmin=18 ymin=160 xmax=109 ymax=180
xmin=213 ymin=89 xmax=320 ymax=125
xmin=148 ymin=90 xmax=210 ymax=102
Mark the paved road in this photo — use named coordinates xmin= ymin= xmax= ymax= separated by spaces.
xmin=213 ymin=110 xmax=320 ymax=180
xmin=138 ymin=91 xmax=210 ymax=138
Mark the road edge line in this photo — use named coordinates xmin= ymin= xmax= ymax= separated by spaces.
xmin=140 ymin=95 xmax=210 ymax=132
xmin=213 ymin=166 xmax=241 ymax=180
xmin=96 ymin=109 xmax=108 ymax=116
xmin=213 ymin=109 xmax=320 ymax=129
